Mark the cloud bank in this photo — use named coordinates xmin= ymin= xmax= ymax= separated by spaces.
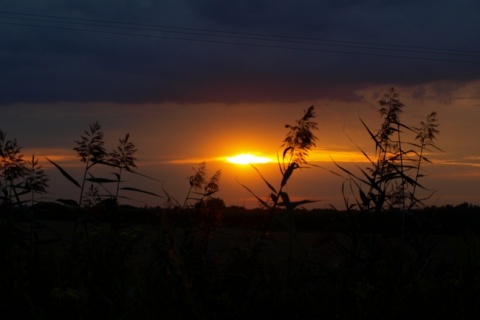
xmin=1 ymin=0 xmax=480 ymax=104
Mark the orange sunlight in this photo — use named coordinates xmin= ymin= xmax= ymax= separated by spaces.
xmin=223 ymin=150 xmax=368 ymax=166
xmin=309 ymin=150 xmax=371 ymax=163
xmin=24 ymin=148 xmax=79 ymax=166
xmin=225 ymin=153 xmax=273 ymax=165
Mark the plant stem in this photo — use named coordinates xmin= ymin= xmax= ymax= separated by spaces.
xmin=78 ymin=158 xmax=90 ymax=207
xmin=397 ymin=122 xmax=407 ymax=244
xmin=115 ymin=167 xmax=123 ymax=201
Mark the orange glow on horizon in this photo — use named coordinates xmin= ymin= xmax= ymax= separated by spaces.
xmin=309 ymin=150 xmax=371 ymax=163
xmin=225 ymin=153 xmax=272 ymax=165
xmin=22 ymin=148 xmax=79 ymax=165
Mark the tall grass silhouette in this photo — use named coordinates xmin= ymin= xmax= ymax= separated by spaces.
xmin=46 ymin=122 xmax=161 ymax=233
xmin=109 ymin=133 xmax=138 ymax=201
xmin=1 ymin=130 xmax=49 ymax=208
xmin=334 ymin=87 xmax=441 ymax=244
xmin=6 ymin=102 xmax=480 ymax=320
xmin=0 ymin=130 xmax=51 ymax=256
xmin=240 ymin=105 xmax=318 ymax=210
xmin=73 ymin=121 xmax=108 ymax=206
xmin=238 ymin=106 xmax=319 ymax=269
xmin=47 ymin=122 xmax=160 ymax=209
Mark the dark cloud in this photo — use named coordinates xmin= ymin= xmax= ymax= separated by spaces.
xmin=1 ymin=0 xmax=480 ymax=105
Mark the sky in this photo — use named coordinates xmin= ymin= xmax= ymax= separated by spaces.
xmin=1 ymin=0 xmax=480 ymax=209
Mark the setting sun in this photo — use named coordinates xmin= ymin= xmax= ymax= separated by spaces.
xmin=225 ymin=153 xmax=272 ymax=165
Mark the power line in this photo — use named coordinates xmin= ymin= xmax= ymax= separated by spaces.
xmin=1 ymin=10 xmax=480 ymax=65
xmin=2 ymin=10 xmax=479 ymax=56
xmin=2 ymin=14 xmax=480 ymax=60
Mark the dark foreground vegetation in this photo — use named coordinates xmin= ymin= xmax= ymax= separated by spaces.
xmin=2 ymin=203 xmax=480 ymax=320
xmin=2 ymin=89 xmax=480 ymax=319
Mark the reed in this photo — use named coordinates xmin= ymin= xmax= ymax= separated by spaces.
xmin=48 ymin=123 xmax=159 ymax=209
xmin=0 ymin=130 xmax=27 ymax=205
xmin=334 ymin=88 xmax=441 ymax=245
xmin=73 ymin=121 xmax=108 ymax=207
xmin=109 ymin=133 xmax=138 ymax=202
xmin=236 ymin=106 xmax=319 ymax=282
xmin=0 ymin=131 xmax=49 ymax=208
xmin=2 ymin=104 xmax=478 ymax=320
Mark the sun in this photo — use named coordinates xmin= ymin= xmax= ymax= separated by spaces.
xmin=226 ymin=153 xmax=272 ymax=165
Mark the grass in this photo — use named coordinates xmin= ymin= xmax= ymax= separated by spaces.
xmin=2 ymin=204 xmax=480 ymax=319
xmin=1 ymin=92 xmax=480 ymax=319
xmin=333 ymin=88 xmax=441 ymax=246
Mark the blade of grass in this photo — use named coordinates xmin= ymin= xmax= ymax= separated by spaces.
xmin=236 ymin=177 xmax=271 ymax=209
xmin=250 ymin=164 xmax=277 ymax=194
xmin=126 ymin=167 xmax=163 ymax=182
xmin=120 ymin=186 xmax=162 ymax=198
xmin=86 ymin=177 xmax=122 ymax=183
xmin=45 ymin=156 xmax=81 ymax=188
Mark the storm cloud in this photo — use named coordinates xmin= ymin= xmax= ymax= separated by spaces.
xmin=1 ymin=0 xmax=480 ymax=104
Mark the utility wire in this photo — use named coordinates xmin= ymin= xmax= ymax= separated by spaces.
xmin=1 ymin=11 xmax=480 ymax=64
xmin=2 ymin=10 xmax=479 ymax=56
xmin=2 ymin=14 xmax=480 ymax=59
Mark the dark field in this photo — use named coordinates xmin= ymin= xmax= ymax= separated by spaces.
xmin=2 ymin=203 xmax=480 ymax=319
xmin=3 ymin=95 xmax=467 ymax=319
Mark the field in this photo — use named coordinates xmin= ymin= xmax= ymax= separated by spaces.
xmin=1 ymin=95 xmax=478 ymax=319
xmin=2 ymin=203 xmax=480 ymax=319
